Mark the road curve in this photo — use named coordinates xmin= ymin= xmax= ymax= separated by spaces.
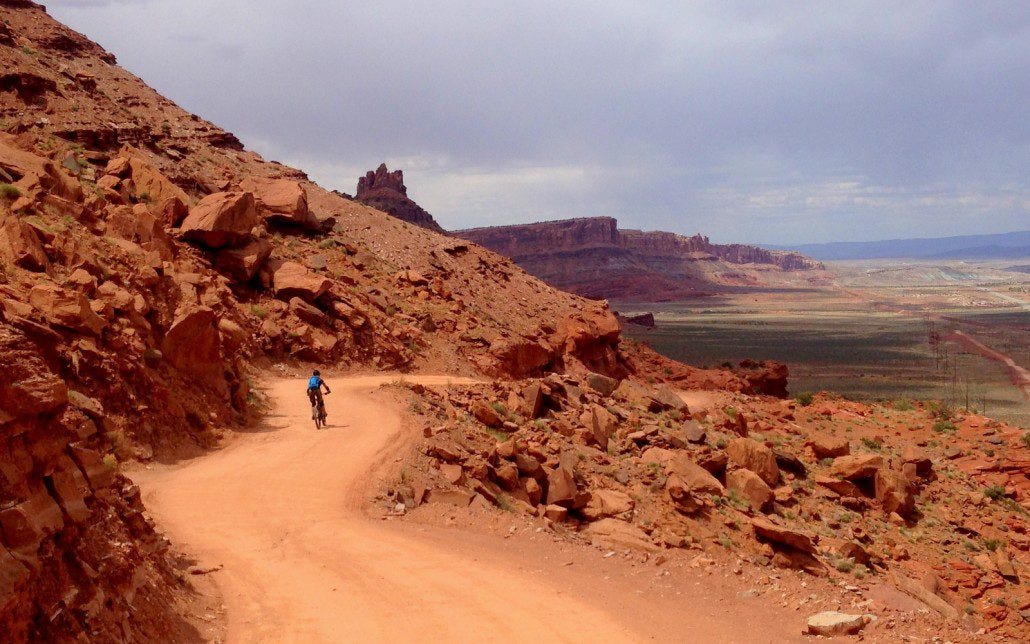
xmin=134 ymin=376 xmax=644 ymax=642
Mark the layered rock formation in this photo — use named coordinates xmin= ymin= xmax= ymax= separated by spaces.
xmin=458 ymin=217 xmax=826 ymax=300
xmin=353 ymin=163 xmax=443 ymax=232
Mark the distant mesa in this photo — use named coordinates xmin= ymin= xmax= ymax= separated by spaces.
xmin=457 ymin=217 xmax=825 ymax=301
xmin=354 ymin=163 xmax=444 ymax=233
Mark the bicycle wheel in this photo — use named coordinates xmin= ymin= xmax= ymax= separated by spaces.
xmin=313 ymin=405 xmax=321 ymax=429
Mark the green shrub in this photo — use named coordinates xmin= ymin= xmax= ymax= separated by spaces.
xmin=860 ymin=437 xmax=882 ymax=451
xmin=794 ymin=392 xmax=814 ymax=406
xmin=0 ymin=183 xmax=21 ymax=200
xmin=893 ymin=399 xmax=914 ymax=411
xmin=984 ymin=485 xmax=1007 ymax=501
xmin=933 ymin=420 xmax=957 ymax=434
xmin=250 ymin=304 xmax=269 ymax=319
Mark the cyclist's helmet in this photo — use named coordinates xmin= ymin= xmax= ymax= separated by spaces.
xmin=313 ymin=369 xmax=320 ymax=376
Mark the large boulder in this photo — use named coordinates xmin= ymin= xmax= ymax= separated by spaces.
xmin=125 ymin=155 xmax=191 ymax=205
xmin=580 ymin=403 xmax=617 ymax=451
xmin=239 ymin=176 xmax=315 ymax=227
xmin=582 ymin=489 xmax=634 ymax=520
xmin=665 ymin=454 xmax=723 ymax=513
xmin=0 ymin=219 xmax=48 ymax=271
xmin=271 ymin=261 xmax=332 ymax=302
xmin=179 ymin=191 xmax=258 ymax=249
xmin=28 ymin=284 xmax=105 ymax=335
xmin=160 ymin=307 xmax=225 ymax=392
xmin=726 ymin=468 xmax=773 ymax=511
xmin=875 ymin=467 xmax=915 ymax=517
xmin=807 ymin=433 xmax=849 ymax=459
xmin=581 ymin=518 xmax=656 ymax=552
xmin=806 ymin=612 xmax=873 ymax=637
xmin=214 ymin=238 xmax=271 ymax=283
xmin=545 ymin=452 xmax=583 ymax=508
xmin=751 ymin=517 xmax=817 ymax=554
xmin=0 ymin=327 xmax=68 ymax=418
xmin=830 ymin=454 xmax=884 ymax=481
xmin=726 ymin=438 xmax=779 ymax=486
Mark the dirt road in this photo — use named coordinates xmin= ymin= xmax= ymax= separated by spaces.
xmin=134 ymin=375 xmax=806 ymax=643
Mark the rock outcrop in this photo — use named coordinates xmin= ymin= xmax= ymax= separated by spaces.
xmin=458 ymin=217 xmax=826 ymax=300
xmin=354 ymin=163 xmax=444 ymax=232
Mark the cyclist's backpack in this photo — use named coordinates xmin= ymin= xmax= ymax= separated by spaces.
xmin=308 ymin=375 xmax=320 ymax=389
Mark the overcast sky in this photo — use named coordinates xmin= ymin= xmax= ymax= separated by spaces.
xmin=49 ymin=1 xmax=1028 ymax=244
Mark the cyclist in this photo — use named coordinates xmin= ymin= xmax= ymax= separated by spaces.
xmin=307 ymin=370 xmax=331 ymax=420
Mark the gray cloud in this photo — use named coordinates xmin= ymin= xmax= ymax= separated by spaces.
xmin=49 ymin=0 xmax=1028 ymax=243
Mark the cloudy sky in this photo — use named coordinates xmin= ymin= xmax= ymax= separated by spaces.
xmin=49 ymin=1 xmax=1028 ymax=244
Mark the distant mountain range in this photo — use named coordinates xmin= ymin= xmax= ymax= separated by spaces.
xmin=768 ymin=231 xmax=1030 ymax=261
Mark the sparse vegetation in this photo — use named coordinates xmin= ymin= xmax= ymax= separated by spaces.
xmin=794 ymin=391 xmax=814 ymax=406
xmin=860 ymin=437 xmax=882 ymax=451
xmin=984 ymin=485 xmax=1007 ymax=501
xmin=893 ymin=399 xmax=914 ymax=411
xmin=0 ymin=183 xmax=21 ymax=200
xmin=932 ymin=420 xmax=957 ymax=434
xmin=250 ymin=304 xmax=270 ymax=319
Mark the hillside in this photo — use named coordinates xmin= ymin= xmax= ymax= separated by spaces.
xmin=458 ymin=217 xmax=829 ymax=300
xmin=774 ymin=231 xmax=1030 ymax=261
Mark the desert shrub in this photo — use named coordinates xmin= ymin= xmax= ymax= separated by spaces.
xmin=893 ymin=399 xmax=914 ymax=411
xmin=984 ymin=485 xmax=1007 ymax=501
xmin=490 ymin=401 xmax=507 ymax=416
xmin=250 ymin=304 xmax=269 ymax=319
xmin=927 ymin=401 xmax=954 ymax=420
xmin=794 ymin=391 xmax=814 ymax=406
xmin=0 ymin=183 xmax=21 ymax=200
xmin=1021 ymin=432 xmax=1030 ymax=448
xmin=861 ymin=437 xmax=883 ymax=451
xmin=933 ymin=420 xmax=957 ymax=434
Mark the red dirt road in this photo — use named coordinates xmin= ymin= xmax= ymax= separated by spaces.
xmin=133 ymin=376 xmax=807 ymax=642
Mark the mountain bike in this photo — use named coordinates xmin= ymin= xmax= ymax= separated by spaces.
xmin=311 ymin=392 xmax=328 ymax=429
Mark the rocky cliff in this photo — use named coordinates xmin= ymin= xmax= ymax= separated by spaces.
xmin=458 ymin=217 xmax=826 ymax=300
xmin=353 ymin=163 xmax=444 ymax=233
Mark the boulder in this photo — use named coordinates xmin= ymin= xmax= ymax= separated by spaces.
xmin=901 ymin=446 xmax=933 ymax=478
xmin=272 ymin=261 xmax=332 ymax=302
xmin=521 ymin=382 xmax=545 ymax=418
xmin=125 ymin=155 xmax=190 ymax=204
xmin=726 ymin=468 xmax=773 ymax=511
xmin=582 ymin=489 xmax=634 ymax=520
xmin=239 ymin=176 xmax=314 ymax=227
xmin=681 ymin=420 xmax=706 ymax=444
xmin=807 ymin=433 xmax=849 ymax=459
xmin=830 ymin=454 xmax=883 ymax=481
xmin=0 ymin=219 xmax=48 ymax=271
xmin=580 ymin=404 xmax=617 ymax=451
xmin=214 ymin=238 xmax=272 ymax=283
xmin=179 ymin=191 xmax=258 ymax=249
xmin=545 ymin=452 xmax=582 ymax=508
xmin=154 ymin=196 xmax=189 ymax=227
xmin=584 ymin=372 xmax=618 ymax=397
xmin=289 ymin=297 xmax=329 ymax=326
xmin=581 ymin=518 xmax=656 ymax=552
xmin=650 ymin=386 xmax=689 ymax=413
xmin=28 ymin=284 xmax=105 ymax=335
xmin=875 ymin=467 xmax=914 ymax=517
xmin=472 ymin=400 xmax=504 ymax=428
xmin=806 ymin=612 xmax=872 ymax=637
xmin=751 ymin=518 xmax=817 ymax=554
xmin=160 ymin=307 xmax=225 ymax=392
xmin=726 ymin=438 xmax=779 ymax=486
xmin=665 ymin=455 xmax=723 ymax=514
xmin=813 ymin=476 xmax=863 ymax=498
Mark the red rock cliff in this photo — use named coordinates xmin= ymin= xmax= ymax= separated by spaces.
xmin=458 ymin=217 xmax=824 ymax=300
